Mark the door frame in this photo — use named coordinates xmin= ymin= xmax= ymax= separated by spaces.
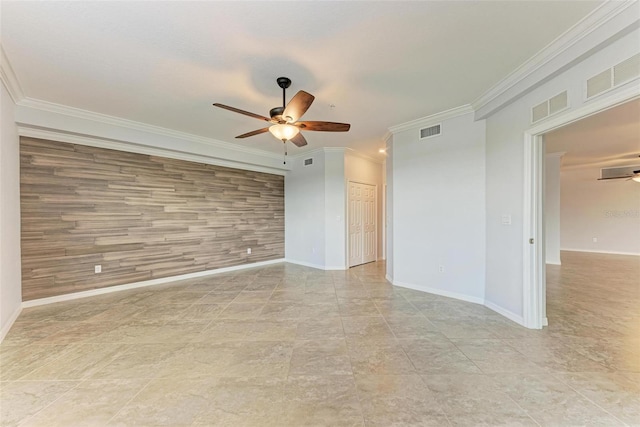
xmin=522 ymin=86 xmax=639 ymax=329
xmin=346 ymin=180 xmax=378 ymax=268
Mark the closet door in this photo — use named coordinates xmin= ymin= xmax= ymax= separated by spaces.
xmin=348 ymin=182 xmax=377 ymax=267
xmin=348 ymin=182 xmax=363 ymax=267
xmin=362 ymin=184 xmax=376 ymax=264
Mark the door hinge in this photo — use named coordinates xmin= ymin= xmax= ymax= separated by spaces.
xmin=529 ymin=238 xmax=534 ymax=244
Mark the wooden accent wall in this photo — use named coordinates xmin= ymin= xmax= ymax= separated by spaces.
xmin=20 ymin=137 xmax=284 ymax=301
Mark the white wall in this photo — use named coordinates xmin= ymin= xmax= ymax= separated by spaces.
xmin=391 ymin=112 xmax=486 ymax=302
xmin=485 ymin=27 xmax=640 ymax=318
xmin=545 ymin=153 xmax=563 ymax=265
xmin=0 ymin=82 xmax=22 ymax=340
xmin=324 ymin=150 xmax=346 ymax=269
xmin=285 ymin=152 xmax=326 ymax=268
xmin=560 ymin=166 xmax=640 ymax=255
xmin=344 ymin=150 xmax=384 ymax=260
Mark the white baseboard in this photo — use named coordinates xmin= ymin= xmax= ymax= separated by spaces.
xmin=388 ymin=278 xmax=529 ymax=328
xmin=0 ymin=305 xmax=23 ymax=343
xmin=560 ymin=248 xmax=640 ymax=256
xmin=22 ymin=258 xmax=285 ymax=308
xmin=385 ymin=274 xmax=393 ymax=283
xmin=545 ymin=261 xmax=561 ymax=266
xmin=390 ymin=279 xmax=485 ymax=305
xmin=284 ymin=259 xmax=346 ymax=271
xmin=484 ymin=300 xmax=525 ymax=326
xmin=543 ymin=317 xmax=549 ymax=326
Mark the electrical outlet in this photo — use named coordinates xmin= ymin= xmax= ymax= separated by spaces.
xmin=592 ymin=237 xmax=598 ymax=243
xmin=94 ymin=265 xmax=102 ymax=274
xmin=438 ymin=264 xmax=445 ymax=273
xmin=247 ymin=248 xmax=252 ymax=254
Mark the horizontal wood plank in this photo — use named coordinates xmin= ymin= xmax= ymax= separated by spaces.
xmin=20 ymin=137 xmax=284 ymax=300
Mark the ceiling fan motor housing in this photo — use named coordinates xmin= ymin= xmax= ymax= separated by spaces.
xmin=270 ymin=106 xmax=285 ymax=122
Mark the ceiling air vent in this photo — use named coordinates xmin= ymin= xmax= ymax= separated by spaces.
xmin=304 ymin=158 xmax=313 ymax=166
xmin=531 ymin=91 xmax=568 ymax=123
xmin=600 ymin=165 xmax=640 ymax=180
xmin=587 ymin=54 xmax=640 ymax=99
xmin=420 ymin=124 xmax=441 ymax=139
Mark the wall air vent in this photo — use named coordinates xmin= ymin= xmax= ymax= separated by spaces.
xmin=531 ymin=90 xmax=568 ymax=124
xmin=420 ymin=124 xmax=441 ymax=139
xmin=613 ymin=53 xmax=640 ymax=86
xmin=304 ymin=158 xmax=313 ymax=166
xmin=587 ymin=53 xmax=640 ymax=100
xmin=586 ymin=69 xmax=612 ymax=99
xmin=549 ymin=91 xmax=568 ymax=115
xmin=532 ymin=101 xmax=549 ymax=123
xmin=600 ymin=165 xmax=640 ymax=180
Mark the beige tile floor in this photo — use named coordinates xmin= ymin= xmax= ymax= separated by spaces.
xmin=1 ymin=251 xmax=638 ymax=426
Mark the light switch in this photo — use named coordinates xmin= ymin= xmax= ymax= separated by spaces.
xmin=501 ymin=215 xmax=512 ymax=225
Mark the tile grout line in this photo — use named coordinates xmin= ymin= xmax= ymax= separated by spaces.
xmin=14 ymin=379 xmax=84 ymax=426
xmin=338 ymin=273 xmax=367 ymax=427
xmin=553 ymin=372 xmax=630 ymax=426
xmin=104 ymin=377 xmax=154 ymax=425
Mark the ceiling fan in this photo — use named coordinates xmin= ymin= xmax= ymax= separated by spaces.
xmin=597 ymin=154 xmax=640 ymax=182
xmin=597 ymin=169 xmax=640 ymax=182
xmin=213 ymin=77 xmax=350 ymax=149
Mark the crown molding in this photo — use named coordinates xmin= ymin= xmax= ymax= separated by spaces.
xmin=323 ymin=147 xmax=347 ymax=153
xmin=388 ymin=104 xmax=473 ymax=134
xmin=17 ymin=97 xmax=285 ymax=161
xmin=382 ymin=131 xmax=393 ymax=144
xmin=18 ymin=126 xmax=288 ymax=176
xmin=471 ymin=0 xmax=638 ymax=113
xmin=546 ymin=151 xmax=567 ymax=159
xmin=0 ymin=45 xmax=25 ymax=103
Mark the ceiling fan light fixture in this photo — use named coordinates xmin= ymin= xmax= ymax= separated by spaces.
xmin=269 ymin=124 xmax=299 ymax=141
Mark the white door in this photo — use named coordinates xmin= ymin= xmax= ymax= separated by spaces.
xmin=348 ymin=182 xmax=363 ymax=267
xmin=362 ymin=184 xmax=376 ymax=264
xmin=348 ymin=182 xmax=377 ymax=267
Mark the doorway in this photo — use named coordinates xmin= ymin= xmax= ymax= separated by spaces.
xmin=348 ymin=181 xmax=377 ymax=267
xmin=523 ymin=90 xmax=639 ymax=329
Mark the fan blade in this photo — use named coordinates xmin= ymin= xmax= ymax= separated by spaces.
xmin=283 ymin=91 xmax=315 ymax=122
xmin=213 ymin=103 xmax=270 ymax=122
xmin=295 ymin=121 xmax=350 ymax=132
xmin=236 ymin=128 xmax=270 ymax=139
xmin=290 ymin=133 xmax=308 ymax=147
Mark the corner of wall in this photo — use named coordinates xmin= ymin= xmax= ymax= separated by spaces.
xmin=0 ymin=305 xmax=22 ymax=343
xmin=0 ymin=80 xmax=23 ymax=341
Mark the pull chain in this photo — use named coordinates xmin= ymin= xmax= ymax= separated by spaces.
xmin=283 ymin=140 xmax=287 ymax=164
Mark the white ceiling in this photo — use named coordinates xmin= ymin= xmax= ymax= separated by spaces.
xmin=2 ymin=1 xmax=603 ymax=159
xmin=545 ymin=98 xmax=640 ymax=170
